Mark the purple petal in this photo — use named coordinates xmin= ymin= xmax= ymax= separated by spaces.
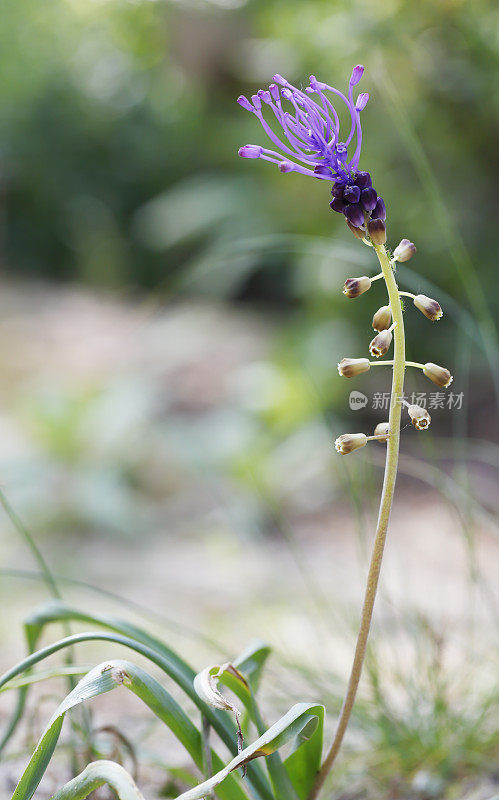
xmin=350 ymin=65 xmax=364 ymax=86
xmin=238 ymin=145 xmax=263 ymax=159
xmin=314 ymin=165 xmax=334 ymax=178
xmin=356 ymin=92 xmax=369 ymax=111
xmin=251 ymin=94 xmax=262 ymax=110
xmin=237 ymin=95 xmax=254 ymax=112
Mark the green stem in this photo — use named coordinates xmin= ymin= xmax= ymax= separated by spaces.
xmin=308 ymin=244 xmax=405 ymax=799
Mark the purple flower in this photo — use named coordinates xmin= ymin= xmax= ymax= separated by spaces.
xmin=237 ymin=66 xmax=385 ymax=229
xmin=237 ymin=65 xmax=369 ymax=182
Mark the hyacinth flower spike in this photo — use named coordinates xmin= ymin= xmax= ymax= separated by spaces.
xmin=237 ymin=66 xmax=453 ymax=800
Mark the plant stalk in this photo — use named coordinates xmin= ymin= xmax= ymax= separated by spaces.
xmin=308 ymin=243 xmax=405 ymax=799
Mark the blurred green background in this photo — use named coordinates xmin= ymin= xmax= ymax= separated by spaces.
xmin=0 ymin=0 xmax=498 ymax=798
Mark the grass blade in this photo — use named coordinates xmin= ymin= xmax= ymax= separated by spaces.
xmin=0 ymin=624 xmax=273 ymax=800
xmin=173 ymin=703 xmax=324 ymax=800
xmin=49 ymin=760 xmax=145 ymax=800
xmin=12 ymin=660 xmax=250 ymax=800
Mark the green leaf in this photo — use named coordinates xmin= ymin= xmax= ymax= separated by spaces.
xmin=18 ymin=602 xmax=273 ymax=800
xmin=173 ymin=703 xmax=324 ymax=800
xmin=194 ymin=659 xmax=299 ymax=800
xmin=283 ymin=705 xmax=324 ymax=800
xmin=49 ymin=760 xmax=145 ymax=800
xmin=11 ymin=660 xmax=249 ymax=800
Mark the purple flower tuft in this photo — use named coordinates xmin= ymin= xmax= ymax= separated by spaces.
xmin=236 ymin=67 xmax=368 ymax=180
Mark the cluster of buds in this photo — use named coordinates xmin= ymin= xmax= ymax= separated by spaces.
xmin=336 ymin=231 xmax=453 ymax=454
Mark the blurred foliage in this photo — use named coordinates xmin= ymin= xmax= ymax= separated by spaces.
xmin=0 ymin=0 xmax=497 ymax=536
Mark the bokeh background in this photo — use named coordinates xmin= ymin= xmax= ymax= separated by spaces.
xmin=0 ymin=0 xmax=498 ymax=798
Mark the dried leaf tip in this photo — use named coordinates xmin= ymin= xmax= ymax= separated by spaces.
xmin=335 ymin=433 xmax=367 ymax=455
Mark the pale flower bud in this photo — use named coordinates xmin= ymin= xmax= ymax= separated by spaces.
xmin=393 ymin=238 xmax=416 ymax=262
xmin=346 ymin=219 xmax=365 ymax=240
xmin=413 ymin=294 xmax=443 ymax=321
xmin=374 ymin=422 xmax=390 ymax=443
xmin=423 ymin=362 xmax=453 ymax=388
xmin=372 ymin=305 xmax=392 ymax=331
xmin=367 ymin=218 xmax=386 ymax=245
xmin=407 ymin=404 xmax=431 ymax=430
xmin=369 ymin=330 xmax=393 ymax=358
xmin=337 ymin=357 xmax=370 ymax=377
xmin=343 ymin=276 xmax=371 ymax=298
xmin=335 ymin=433 xmax=367 ymax=455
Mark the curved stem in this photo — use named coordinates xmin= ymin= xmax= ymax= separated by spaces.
xmin=308 ymin=244 xmax=405 ymax=799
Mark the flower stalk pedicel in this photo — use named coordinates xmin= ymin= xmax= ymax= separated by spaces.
xmin=237 ymin=65 xmax=453 ymax=799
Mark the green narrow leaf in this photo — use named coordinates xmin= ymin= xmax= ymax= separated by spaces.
xmin=283 ymin=705 xmax=324 ymax=800
xmin=11 ymin=661 xmax=249 ymax=800
xmin=18 ymin=602 xmax=273 ymax=800
xmin=173 ymin=703 xmax=324 ymax=800
xmin=195 ymin=660 xmax=299 ymax=800
xmin=49 ymin=759 xmax=145 ymax=800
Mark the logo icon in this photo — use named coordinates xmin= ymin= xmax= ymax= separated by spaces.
xmin=349 ymin=390 xmax=368 ymax=410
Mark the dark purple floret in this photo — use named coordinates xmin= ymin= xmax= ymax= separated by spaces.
xmin=372 ymin=197 xmax=386 ymax=221
xmin=331 ymin=181 xmax=347 ymax=198
xmin=330 ymin=196 xmax=346 ymax=213
xmin=344 ymin=204 xmax=365 ymax=228
xmin=343 ymin=184 xmax=361 ymax=203
xmin=354 ymin=171 xmax=372 ymax=189
xmin=361 ymin=187 xmax=377 ymax=212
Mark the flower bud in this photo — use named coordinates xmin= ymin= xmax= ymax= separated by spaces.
xmin=367 ymin=218 xmax=386 ymax=245
xmin=337 ymin=357 xmax=370 ymax=377
xmin=372 ymin=305 xmax=392 ymax=331
xmin=361 ymin=186 xmax=378 ymax=212
xmin=369 ymin=330 xmax=393 ymax=358
xmin=344 ymin=203 xmax=365 ymax=228
xmin=423 ymin=362 xmax=453 ymax=388
xmin=413 ymin=294 xmax=443 ymax=321
xmin=393 ymin=238 xmax=416 ymax=262
xmin=354 ymin=171 xmax=372 ymax=189
xmin=371 ymin=197 xmax=386 ymax=221
xmin=343 ymin=276 xmax=371 ymax=298
xmin=346 ymin=220 xmax=365 ymax=240
xmin=238 ymin=144 xmax=263 ymax=159
xmin=407 ymin=404 xmax=431 ymax=430
xmin=335 ymin=433 xmax=367 ymax=455
xmin=330 ymin=196 xmax=346 ymax=213
xmin=374 ymin=422 xmax=390 ymax=443
xmin=343 ymin=184 xmax=361 ymax=203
